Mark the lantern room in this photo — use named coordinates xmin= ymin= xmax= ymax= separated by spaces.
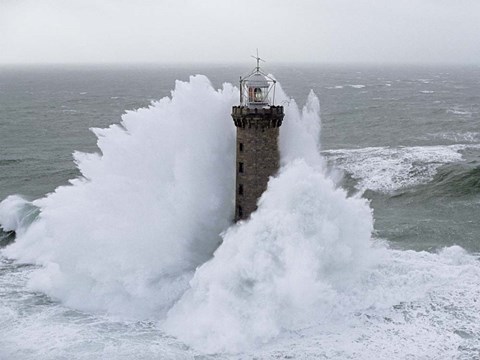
xmin=245 ymin=73 xmax=269 ymax=106
xmin=239 ymin=54 xmax=277 ymax=108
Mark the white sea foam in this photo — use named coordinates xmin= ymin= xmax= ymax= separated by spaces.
xmin=324 ymin=144 xmax=470 ymax=193
xmin=447 ymin=108 xmax=472 ymax=116
xmin=245 ymin=246 xmax=480 ymax=359
xmin=426 ymin=131 xmax=480 ymax=143
xmin=1 ymin=245 xmax=479 ymax=359
xmin=164 ymin=159 xmax=375 ymax=352
xmin=326 ymin=85 xmax=344 ymax=89
xmin=0 ymin=195 xmax=38 ymax=234
xmin=326 ymin=84 xmax=366 ymax=90
xmin=349 ymin=84 xmax=366 ymax=89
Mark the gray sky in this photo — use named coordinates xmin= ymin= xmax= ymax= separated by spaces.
xmin=1 ymin=0 xmax=479 ymax=65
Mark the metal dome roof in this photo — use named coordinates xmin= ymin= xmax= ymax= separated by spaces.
xmin=245 ymin=73 xmax=270 ymax=87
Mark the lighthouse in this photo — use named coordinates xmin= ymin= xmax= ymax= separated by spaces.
xmin=232 ymin=55 xmax=284 ymax=221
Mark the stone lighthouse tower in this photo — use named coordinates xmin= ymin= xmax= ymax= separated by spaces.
xmin=232 ymin=55 xmax=284 ymax=221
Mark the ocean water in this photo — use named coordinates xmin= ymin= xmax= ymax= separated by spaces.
xmin=0 ymin=64 xmax=479 ymax=359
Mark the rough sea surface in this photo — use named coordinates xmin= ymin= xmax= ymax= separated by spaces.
xmin=0 ymin=65 xmax=479 ymax=359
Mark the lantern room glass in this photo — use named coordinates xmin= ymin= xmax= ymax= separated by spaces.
xmin=249 ymin=86 xmax=267 ymax=103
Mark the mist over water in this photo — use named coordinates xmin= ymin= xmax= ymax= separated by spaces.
xmin=1 ymin=69 xmax=480 ymax=358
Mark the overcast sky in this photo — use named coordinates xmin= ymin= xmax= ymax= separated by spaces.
xmin=1 ymin=0 xmax=479 ymax=65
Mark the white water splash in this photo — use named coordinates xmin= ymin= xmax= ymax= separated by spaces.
xmin=0 ymin=195 xmax=38 ymax=234
xmin=164 ymin=159 xmax=375 ymax=352
xmin=1 ymin=75 xmax=238 ymax=318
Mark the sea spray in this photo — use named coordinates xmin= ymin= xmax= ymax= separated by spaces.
xmin=280 ymin=89 xmax=323 ymax=167
xmin=0 ymin=195 xmax=39 ymax=235
xmin=164 ymin=159 xmax=375 ymax=352
xmin=1 ymin=75 xmax=238 ymax=318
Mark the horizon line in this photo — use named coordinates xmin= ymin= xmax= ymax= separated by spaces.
xmin=0 ymin=60 xmax=479 ymax=68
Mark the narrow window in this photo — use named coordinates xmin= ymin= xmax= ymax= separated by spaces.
xmin=239 ymin=143 xmax=244 ymax=152
xmin=238 ymin=206 xmax=243 ymax=218
xmin=239 ymin=162 xmax=244 ymax=173
xmin=238 ymin=184 xmax=243 ymax=195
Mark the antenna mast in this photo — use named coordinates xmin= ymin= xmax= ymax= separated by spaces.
xmin=251 ymin=48 xmax=265 ymax=72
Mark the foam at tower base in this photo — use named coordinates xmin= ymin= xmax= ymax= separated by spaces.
xmin=163 ymin=158 xmax=375 ymax=352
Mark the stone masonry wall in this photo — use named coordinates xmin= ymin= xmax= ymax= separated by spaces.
xmin=232 ymin=106 xmax=284 ymax=221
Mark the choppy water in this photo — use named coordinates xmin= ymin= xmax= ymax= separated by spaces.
xmin=0 ymin=65 xmax=479 ymax=359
